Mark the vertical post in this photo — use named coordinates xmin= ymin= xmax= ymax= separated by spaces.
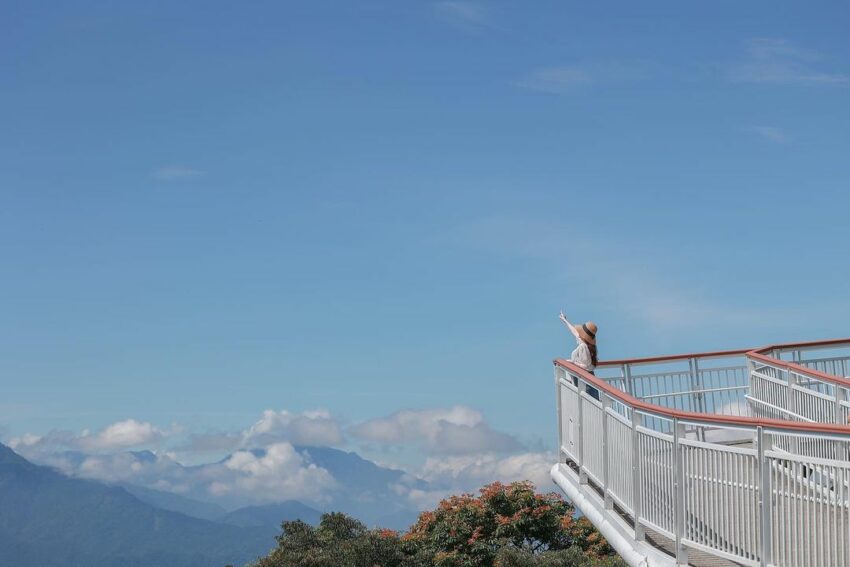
xmin=631 ymin=409 xmax=645 ymax=541
xmin=690 ymin=357 xmax=705 ymax=441
xmin=555 ymin=366 xmax=565 ymax=461
xmin=757 ymin=427 xmax=773 ymax=567
xmin=747 ymin=355 xmax=756 ymax=417
xmin=576 ymin=374 xmax=587 ymax=484
xmin=786 ymin=366 xmax=797 ymax=418
xmin=602 ymin=393 xmax=613 ymax=509
xmin=673 ymin=418 xmax=688 ymax=566
xmin=835 ymin=386 xmax=847 ymax=425
xmin=624 ymin=363 xmax=634 ymax=396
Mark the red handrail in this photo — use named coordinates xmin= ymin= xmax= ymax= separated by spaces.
xmin=598 ymin=347 xmax=751 ymax=367
xmin=754 ymin=338 xmax=850 ymax=354
xmin=598 ymin=338 xmax=850 ymax=368
xmin=748 ymin=350 xmax=850 ymax=388
xmin=596 ymin=338 xmax=850 ymax=388
xmin=555 ymin=358 xmax=850 ymax=435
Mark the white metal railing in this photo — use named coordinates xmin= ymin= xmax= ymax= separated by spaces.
xmin=595 ymin=352 xmax=751 ymax=419
xmin=554 ymin=339 xmax=850 ymax=567
xmin=747 ymin=342 xmax=850 ymax=428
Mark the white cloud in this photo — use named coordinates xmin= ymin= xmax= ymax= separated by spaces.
xmin=432 ymin=1 xmax=489 ymax=31
xmin=401 ymin=452 xmax=555 ymax=509
xmin=451 ymin=215 xmax=809 ymax=335
xmin=180 ymin=408 xmax=345 ymax=456
xmin=517 ymin=61 xmax=654 ymax=94
xmin=8 ymin=419 xmax=173 ymax=455
xmin=349 ymin=406 xmax=522 ymax=455
xmin=243 ymin=409 xmax=344 ymax=448
xmin=5 ymin=408 xmax=545 ymax=511
xmin=747 ymin=125 xmax=790 ymax=144
xmin=20 ymin=441 xmax=338 ymax=508
xmin=219 ymin=443 xmax=337 ymax=503
xmin=420 ymin=452 xmax=555 ymax=488
xmin=81 ymin=419 xmax=170 ymax=450
xmin=728 ymin=39 xmax=849 ymax=85
xmin=516 ymin=66 xmax=592 ymax=94
xmin=152 ymin=165 xmax=203 ymax=181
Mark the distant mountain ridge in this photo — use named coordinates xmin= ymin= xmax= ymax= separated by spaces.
xmin=119 ymin=484 xmax=228 ymax=521
xmin=57 ymin=444 xmax=429 ymax=530
xmin=219 ymin=501 xmax=322 ymax=528
xmin=0 ymin=443 xmax=273 ymax=567
xmin=0 ymin=439 xmax=431 ymax=567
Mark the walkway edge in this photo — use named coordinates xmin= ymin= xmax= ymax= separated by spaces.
xmin=550 ymin=464 xmax=675 ymax=567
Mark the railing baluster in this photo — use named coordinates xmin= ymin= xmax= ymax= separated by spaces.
xmin=757 ymin=426 xmax=773 ymax=567
xmin=631 ymin=409 xmax=644 ymax=541
xmin=555 ymin=366 xmax=564 ymax=460
xmin=673 ymin=418 xmax=688 ymax=565
xmin=554 ymin=340 xmax=850 ymax=567
xmin=836 ymin=386 xmax=847 ymax=425
xmin=623 ymin=363 xmax=633 ymax=396
xmin=576 ymin=374 xmax=587 ymax=484
xmin=602 ymin=393 xmax=612 ymax=509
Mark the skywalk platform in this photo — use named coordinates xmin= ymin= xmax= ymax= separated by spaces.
xmin=552 ymin=339 xmax=850 ymax=567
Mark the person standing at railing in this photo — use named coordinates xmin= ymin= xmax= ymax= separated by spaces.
xmin=559 ymin=312 xmax=599 ymax=400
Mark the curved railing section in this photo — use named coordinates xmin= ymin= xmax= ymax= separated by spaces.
xmin=554 ymin=338 xmax=850 ymax=567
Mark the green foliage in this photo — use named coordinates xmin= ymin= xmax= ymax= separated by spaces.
xmin=249 ymin=481 xmax=624 ymax=567
xmin=251 ymin=513 xmax=411 ymax=567
xmin=494 ymin=547 xmax=627 ymax=567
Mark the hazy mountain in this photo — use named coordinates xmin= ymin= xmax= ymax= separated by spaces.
xmin=291 ymin=446 xmax=428 ymax=528
xmin=6 ymin=440 xmax=432 ymax=557
xmin=0 ymin=444 xmax=274 ymax=567
xmin=203 ymin=445 xmax=427 ymax=528
xmin=120 ymin=484 xmax=227 ymax=521
xmin=219 ymin=500 xmax=322 ymax=528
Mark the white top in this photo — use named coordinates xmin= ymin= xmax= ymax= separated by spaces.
xmin=567 ymin=323 xmax=595 ymax=372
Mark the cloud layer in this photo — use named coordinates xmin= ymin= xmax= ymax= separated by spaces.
xmin=8 ymin=419 xmax=173 ymax=454
xmin=5 ymin=406 xmax=540 ymax=512
xmin=181 ymin=409 xmax=345 ymax=455
xmin=432 ymin=1 xmax=489 ymax=32
xmin=728 ymin=39 xmax=849 ymax=85
xmin=349 ymin=406 xmax=523 ymax=455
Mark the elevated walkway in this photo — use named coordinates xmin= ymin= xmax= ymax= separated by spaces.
xmin=552 ymin=339 xmax=850 ymax=567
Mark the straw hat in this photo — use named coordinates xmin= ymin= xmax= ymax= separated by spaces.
xmin=577 ymin=321 xmax=597 ymax=345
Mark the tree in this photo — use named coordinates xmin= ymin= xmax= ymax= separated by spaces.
xmin=494 ymin=547 xmax=626 ymax=567
xmin=402 ymin=481 xmax=616 ymax=567
xmin=251 ymin=513 xmax=408 ymax=567
xmin=248 ymin=481 xmax=624 ymax=567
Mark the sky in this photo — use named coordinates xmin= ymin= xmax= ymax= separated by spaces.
xmin=2 ymin=0 xmax=850 ymax=503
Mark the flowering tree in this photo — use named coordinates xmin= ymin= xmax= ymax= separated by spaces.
xmin=403 ymin=481 xmax=615 ymax=566
xmin=248 ymin=481 xmax=622 ymax=567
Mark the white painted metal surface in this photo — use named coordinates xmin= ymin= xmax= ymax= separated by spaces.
xmin=553 ymin=339 xmax=850 ymax=567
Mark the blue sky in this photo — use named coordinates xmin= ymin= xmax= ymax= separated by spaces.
xmin=2 ymin=1 xmax=850 ymax=480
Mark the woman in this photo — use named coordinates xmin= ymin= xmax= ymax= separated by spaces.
xmin=559 ymin=311 xmax=599 ymax=399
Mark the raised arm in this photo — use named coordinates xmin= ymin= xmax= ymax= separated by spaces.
xmin=559 ymin=311 xmax=580 ymax=340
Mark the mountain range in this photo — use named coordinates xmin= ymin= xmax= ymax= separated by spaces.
xmin=0 ymin=443 xmax=426 ymax=567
